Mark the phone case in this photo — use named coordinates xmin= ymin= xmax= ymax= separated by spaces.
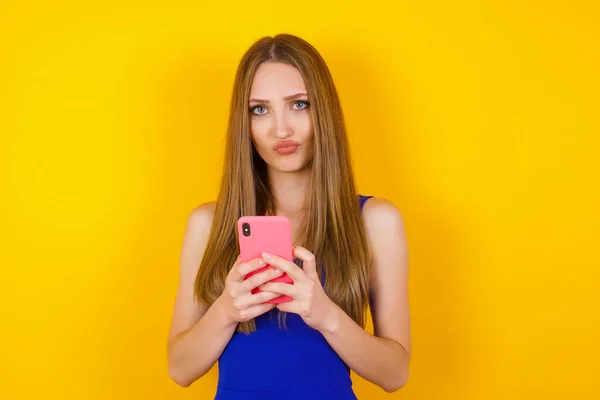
xmin=237 ymin=216 xmax=294 ymax=304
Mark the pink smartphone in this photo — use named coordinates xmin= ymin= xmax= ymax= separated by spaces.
xmin=237 ymin=216 xmax=294 ymax=304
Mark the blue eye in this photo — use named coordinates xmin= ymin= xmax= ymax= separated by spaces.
xmin=251 ymin=106 xmax=267 ymax=115
xmin=293 ymin=100 xmax=310 ymax=110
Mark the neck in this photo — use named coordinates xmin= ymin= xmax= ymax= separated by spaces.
xmin=267 ymin=167 xmax=311 ymax=221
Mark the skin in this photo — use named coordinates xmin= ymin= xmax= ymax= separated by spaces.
xmin=167 ymin=61 xmax=411 ymax=392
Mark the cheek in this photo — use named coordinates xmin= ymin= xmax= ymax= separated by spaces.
xmin=250 ymin=118 xmax=271 ymax=148
xmin=292 ymin=113 xmax=313 ymax=139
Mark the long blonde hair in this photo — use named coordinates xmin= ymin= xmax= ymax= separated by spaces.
xmin=195 ymin=34 xmax=371 ymax=334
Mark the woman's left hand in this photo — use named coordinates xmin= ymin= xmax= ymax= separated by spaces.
xmin=259 ymin=246 xmax=339 ymax=333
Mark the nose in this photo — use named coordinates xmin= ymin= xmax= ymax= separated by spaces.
xmin=273 ymin=110 xmax=293 ymax=139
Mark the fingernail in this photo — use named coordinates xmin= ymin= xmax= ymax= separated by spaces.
xmin=273 ymin=268 xmax=281 ymax=274
xmin=262 ymin=252 xmax=272 ymax=261
xmin=258 ymin=259 xmax=266 ymax=266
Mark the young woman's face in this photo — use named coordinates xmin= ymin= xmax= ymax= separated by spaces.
xmin=248 ymin=62 xmax=314 ymax=173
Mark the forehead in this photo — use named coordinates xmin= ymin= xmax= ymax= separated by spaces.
xmin=249 ymin=62 xmax=307 ymax=98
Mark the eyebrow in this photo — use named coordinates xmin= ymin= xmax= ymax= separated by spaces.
xmin=249 ymin=92 xmax=308 ymax=103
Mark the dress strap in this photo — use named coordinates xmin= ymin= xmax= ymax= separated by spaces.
xmin=358 ymin=195 xmax=373 ymax=211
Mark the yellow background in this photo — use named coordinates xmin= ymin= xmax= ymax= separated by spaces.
xmin=1 ymin=1 xmax=599 ymax=399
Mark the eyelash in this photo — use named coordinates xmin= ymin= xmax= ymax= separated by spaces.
xmin=249 ymin=100 xmax=310 ymax=115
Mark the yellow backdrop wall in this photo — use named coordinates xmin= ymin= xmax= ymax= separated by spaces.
xmin=1 ymin=1 xmax=599 ymax=399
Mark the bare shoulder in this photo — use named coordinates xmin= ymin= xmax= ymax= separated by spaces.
xmin=178 ymin=201 xmax=217 ymax=272
xmin=360 ymin=197 xmax=409 ymax=285
xmin=185 ymin=201 xmax=217 ymax=236
xmin=179 ymin=200 xmax=217 ymax=278
xmin=179 ymin=200 xmax=217 ymax=280
xmin=361 ymin=197 xmax=406 ymax=240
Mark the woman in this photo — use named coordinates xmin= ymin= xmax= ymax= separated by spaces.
xmin=167 ymin=34 xmax=411 ymax=399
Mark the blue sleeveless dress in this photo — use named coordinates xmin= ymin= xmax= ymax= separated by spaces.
xmin=214 ymin=195 xmax=373 ymax=400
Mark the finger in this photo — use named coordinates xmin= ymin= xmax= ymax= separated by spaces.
xmin=235 ymin=290 xmax=282 ymax=308
xmin=235 ymin=257 xmax=268 ymax=281
xmin=293 ymin=246 xmax=318 ymax=279
xmin=262 ymin=252 xmax=307 ymax=283
xmin=238 ymin=266 xmax=284 ymax=293
xmin=259 ymin=281 xmax=301 ymax=298
xmin=250 ymin=290 xmax=283 ymax=305
xmin=240 ymin=303 xmax=277 ymax=321
xmin=276 ymin=300 xmax=300 ymax=314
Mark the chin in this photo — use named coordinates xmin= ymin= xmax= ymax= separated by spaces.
xmin=274 ymin=163 xmax=305 ymax=173
xmin=270 ymin=157 xmax=311 ymax=173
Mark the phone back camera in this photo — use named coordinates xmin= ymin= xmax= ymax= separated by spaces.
xmin=242 ymin=222 xmax=251 ymax=237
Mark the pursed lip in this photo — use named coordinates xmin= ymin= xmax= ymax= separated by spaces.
xmin=273 ymin=140 xmax=300 ymax=150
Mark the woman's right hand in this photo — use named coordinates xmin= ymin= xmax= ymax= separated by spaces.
xmin=217 ymin=255 xmax=283 ymax=325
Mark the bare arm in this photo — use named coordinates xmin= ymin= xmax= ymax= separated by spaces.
xmin=320 ymin=198 xmax=411 ymax=392
xmin=166 ymin=203 xmax=236 ymax=386
xmin=167 ymin=203 xmax=283 ymax=387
